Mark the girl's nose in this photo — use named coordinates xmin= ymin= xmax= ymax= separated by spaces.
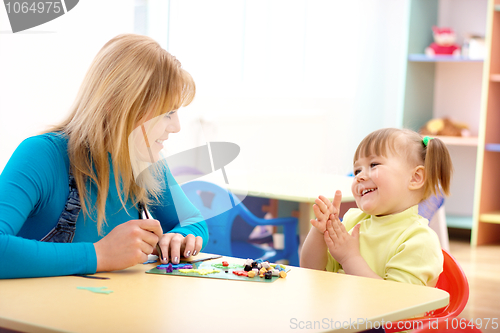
xmin=355 ymin=170 xmax=367 ymax=182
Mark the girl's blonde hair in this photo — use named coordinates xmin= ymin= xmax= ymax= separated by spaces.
xmin=44 ymin=34 xmax=196 ymax=234
xmin=353 ymin=128 xmax=453 ymax=201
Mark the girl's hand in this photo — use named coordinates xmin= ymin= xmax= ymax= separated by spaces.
xmin=156 ymin=233 xmax=203 ymax=264
xmin=94 ymin=219 xmax=163 ymax=272
xmin=311 ymin=190 xmax=342 ymax=233
xmin=324 ymin=214 xmax=361 ymax=266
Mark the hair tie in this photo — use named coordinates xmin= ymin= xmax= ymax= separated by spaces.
xmin=422 ymin=136 xmax=432 ymax=147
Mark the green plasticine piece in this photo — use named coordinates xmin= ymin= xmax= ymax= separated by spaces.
xmin=211 ymin=263 xmax=243 ymax=270
xmin=77 ymin=286 xmax=113 ymax=294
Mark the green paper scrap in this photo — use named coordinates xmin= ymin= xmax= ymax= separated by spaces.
xmin=77 ymin=286 xmax=113 ymax=294
xmin=146 ymin=261 xmax=290 ymax=283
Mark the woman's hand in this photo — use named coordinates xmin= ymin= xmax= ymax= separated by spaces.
xmin=156 ymin=233 xmax=203 ymax=264
xmin=310 ymin=190 xmax=342 ymax=234
xmin=94 ymin=219 xmax=163 ymax=272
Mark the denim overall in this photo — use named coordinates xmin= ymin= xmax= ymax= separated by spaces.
xmin=40 ymin=173 xmax=81 ymax=243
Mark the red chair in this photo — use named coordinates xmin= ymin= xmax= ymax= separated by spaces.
xmin=384 ymin=249 xmax=470 ymax=332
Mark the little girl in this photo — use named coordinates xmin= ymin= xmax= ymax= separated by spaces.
xmin=300 ymin=128 xmax=452 ymax=287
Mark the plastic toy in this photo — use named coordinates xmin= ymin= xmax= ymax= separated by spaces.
xmin=419 ymin=118 xmax=469 ymax=137
xmin=425 ymin=26 xmax=461 ymax=56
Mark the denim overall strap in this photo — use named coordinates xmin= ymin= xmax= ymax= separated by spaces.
xmin=40 ymin=173 xmax=81 ymax=243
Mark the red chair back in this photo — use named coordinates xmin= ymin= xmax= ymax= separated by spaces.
xmin=384 ymin=249 xmax=469 ymax=332
xmin=428 ymin=249 xmax=469 ymax=318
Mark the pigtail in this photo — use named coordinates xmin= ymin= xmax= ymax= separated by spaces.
xmin=423 ymin=137 xmax=453 ymax=199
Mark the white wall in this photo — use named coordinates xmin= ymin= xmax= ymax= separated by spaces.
xmin=1 ymin=0 xmax=410 ymax=180
xmin=0 ymin=0 xmax=135 ymax=171
xmin=156 ymin=0 xmax=411 ymax=176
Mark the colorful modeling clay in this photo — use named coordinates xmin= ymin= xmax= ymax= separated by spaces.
xmin=211 ymin=263 xmax=243 ymax=270
xmin=77 ymin=286 xmax=113 ymax=294
xmin=156 ymin=263 xmax=193 ymax=271
xmin=232 ymin=270 xmax=248 ymax=277
xmin=178 ymin=269 xmax=219 ymax=275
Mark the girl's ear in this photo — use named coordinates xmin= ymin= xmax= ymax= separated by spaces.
xmin=409 ymin=165 xmax=425 ymax=190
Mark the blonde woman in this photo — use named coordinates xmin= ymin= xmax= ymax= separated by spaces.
xmin=0 ymin=34 xmax=208 ymax=279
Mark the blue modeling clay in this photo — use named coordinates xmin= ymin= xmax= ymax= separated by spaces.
xmin=157 ymin=263 xmax=193 ymax=271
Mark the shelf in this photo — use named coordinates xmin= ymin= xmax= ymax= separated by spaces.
xmin=446 ymin=215 xmax=472 ymax=229
xmin=485 ymin=143 xmax=500 ymax=152
xmin=408 ymin=54 xmax=484 ymax=62
xmin=430 ymin=136 xmax=478 ymax=146
xmin=479 ymin=212 xmax=500 ymax=224
xmin=491 ymin=74 xmax=500 ymax=82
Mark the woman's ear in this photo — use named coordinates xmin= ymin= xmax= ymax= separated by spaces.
xmin=409 ymin=165 xmax=425 ymax=190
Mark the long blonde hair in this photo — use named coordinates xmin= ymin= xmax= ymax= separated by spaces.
xmin=353 ymin=128 xmax=453 ymax=201
xmin=44 ymin=34 xmax=195 ymax=234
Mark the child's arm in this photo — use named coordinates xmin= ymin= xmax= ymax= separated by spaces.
xmin=300 ymin=226 xmax=329 ymax=269
xmin=300 ymin=191 xmax=342 ymax=270
xmin=324 ymin=215 xmax=382 ymax=280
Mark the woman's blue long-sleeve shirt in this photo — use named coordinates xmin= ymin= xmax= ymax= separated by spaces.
xmin=0 ymin=133 xmax=208 ymax=279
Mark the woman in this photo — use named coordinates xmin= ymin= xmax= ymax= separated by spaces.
xmin=0 ymin=34 xmax=208 ymax=279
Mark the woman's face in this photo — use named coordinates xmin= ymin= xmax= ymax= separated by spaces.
xmin=131 ymin=110 xmax=180 ymax=163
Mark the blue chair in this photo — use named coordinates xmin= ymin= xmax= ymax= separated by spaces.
xmin=419 ymin=191 xmax=449 ymax=251
xmin=181 ymin=180 xmax=300 ymax=266
xmin=419 ymin=192 xmax=445 ymax=221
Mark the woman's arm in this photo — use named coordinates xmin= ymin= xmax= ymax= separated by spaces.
xmin=0 ymin=135 xmax=97 ymax=279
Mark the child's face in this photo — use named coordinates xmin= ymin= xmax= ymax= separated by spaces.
xmin=351 ymin=146 xmax=416 ymax=217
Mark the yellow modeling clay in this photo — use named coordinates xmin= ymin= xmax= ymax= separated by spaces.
xmin=178 ymin=269 xmax=220 ymax=275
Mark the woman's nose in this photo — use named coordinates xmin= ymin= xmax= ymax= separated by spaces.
xmin=167 ymin=112 xmax=181 ymax=133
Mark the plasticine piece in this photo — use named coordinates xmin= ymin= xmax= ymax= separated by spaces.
xmin=157 ymin=263 xmax=194 ymax=272
xmin=272 ymin=264 xmax=285 ymax=272
xmin=212 ymin=263 xmax=243 ymax=270
xmin=172 ymin=263 xmax=193 ymax=269
xmin=222 ymin=261 xmax=229 ymax=267
xmin=77 ymin=286 xmax=113 ymax=294
xmin=178 ymin=269 xmax=219 ymax=275
xmin=279 ymin=271 xmax=287 ymax=278
xmin=232 ymin=270 xmax=248 ymax=277
xmin=247 ymin=270 xmax=256 ymax=278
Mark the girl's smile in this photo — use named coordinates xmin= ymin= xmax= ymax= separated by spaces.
xmin=352 ymin=139 xmax=422 ymax=217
